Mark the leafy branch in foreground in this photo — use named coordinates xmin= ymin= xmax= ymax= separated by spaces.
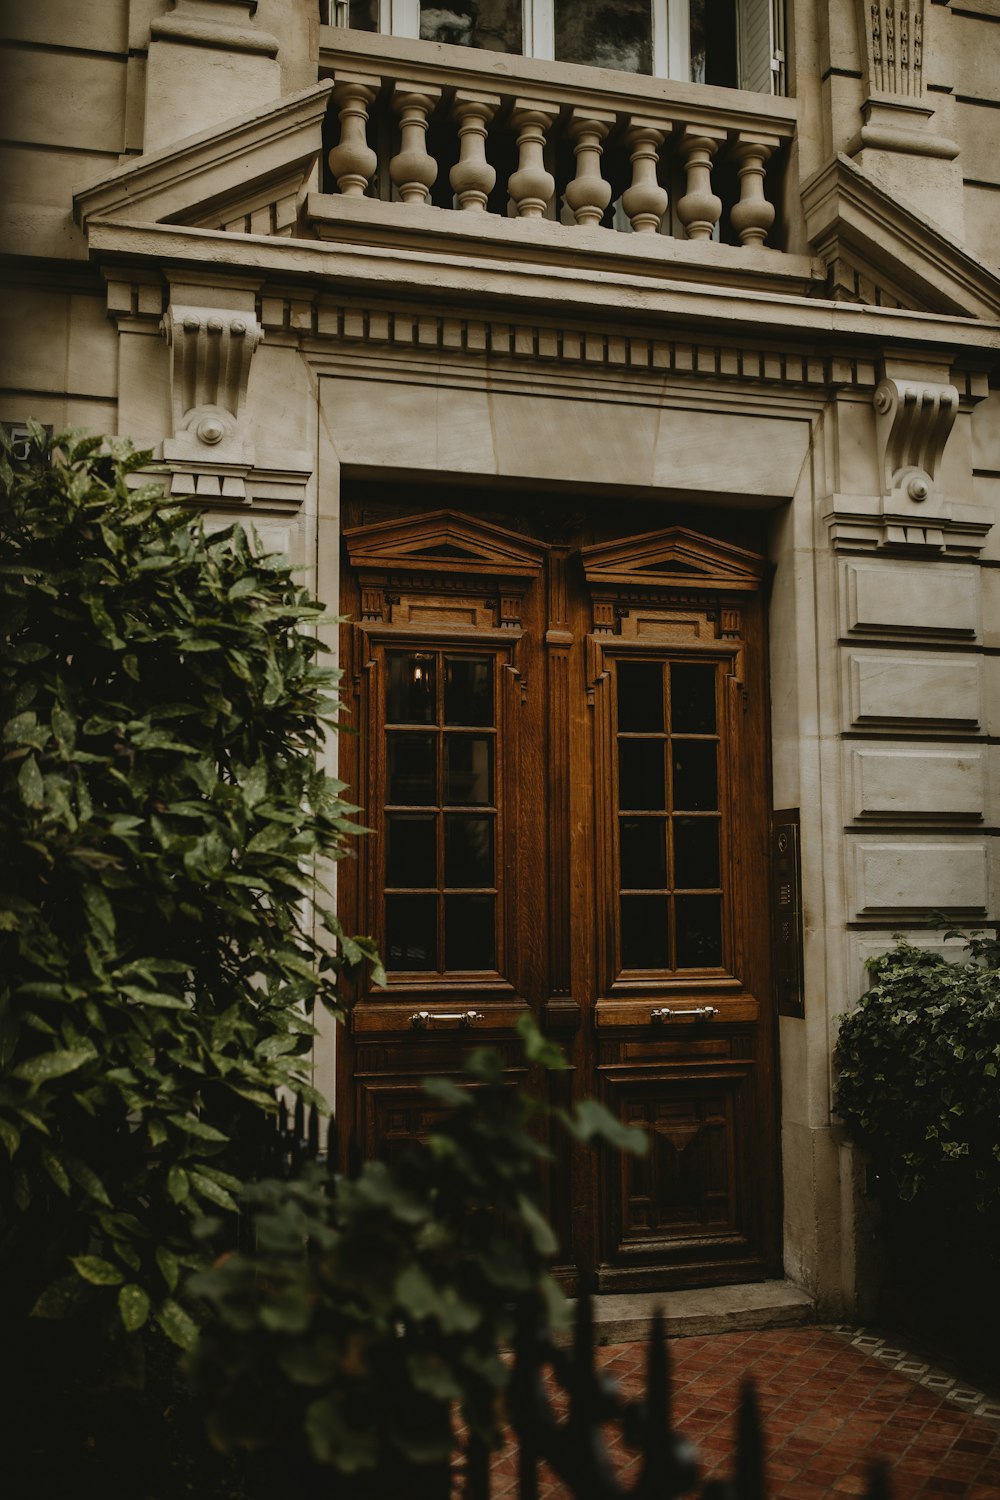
xmin=189 ymin=1023 xmax=646 ymax=1496
xmin=0 ymin=425 xmax=378 ymax=1344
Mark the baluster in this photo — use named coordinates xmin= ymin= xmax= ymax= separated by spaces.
xmin=677 ymin=126 xmax=725 ymax=241
xmin=327 ymin=72 xmax=379 ymax=197
xmin=450 ymin=90 xmax=500 ymax=211
xmin=508 ymin=101 xmax=557 ymax=219
xmin=730 ymin=133 xmax=779 ymax=246
xmin=390 ymin=82 xmax=441 ymax=205
xmin=622 ymin=118 xmax=670 ymax=234
xmin=564 ymin=107 xmax=614 ymax=227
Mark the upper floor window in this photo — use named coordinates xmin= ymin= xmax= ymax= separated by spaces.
xmin=327 ymin=0 xmax=785 ymax=94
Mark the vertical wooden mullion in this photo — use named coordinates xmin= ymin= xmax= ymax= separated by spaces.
xmin=436 ymin=651 xmax=445 ymax=973
xmin=664 ymin=660 xmax=676 ymax=971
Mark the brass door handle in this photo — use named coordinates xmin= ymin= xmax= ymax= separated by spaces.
xmin=410 ymin=1009 xmax=483 ymax=1029
xmin=650 ymin=1005 xmax=719 ymax=1023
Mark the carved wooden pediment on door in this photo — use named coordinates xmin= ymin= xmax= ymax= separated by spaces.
xmin=344 ymin=509 xmax=547 ymax=630
xmin=580 ymin=526 xmax=766 ymax=594
xmin=579 ymin=526 xmax=766 ymax=642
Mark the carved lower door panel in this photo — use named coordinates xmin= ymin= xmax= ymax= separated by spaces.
xmin=337 ymin=495 xmax=781 ymax=1290
xmin=597 ymin=1045 xmax=768 ymax=1288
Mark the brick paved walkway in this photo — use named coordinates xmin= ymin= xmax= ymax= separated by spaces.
xmin=485 ymin=1326 xmax=1000 ymax=1499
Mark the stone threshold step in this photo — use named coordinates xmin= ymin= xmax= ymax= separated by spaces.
xmin=579 ymin=1281 xmax=815 ymax=1344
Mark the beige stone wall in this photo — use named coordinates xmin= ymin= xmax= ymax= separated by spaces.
xmin=950 ymin=0 xmax=1000 ymax=267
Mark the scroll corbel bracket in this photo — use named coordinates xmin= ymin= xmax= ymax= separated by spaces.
xmin=160 ymin=303 xmax=264 ymax=465
xmin=873 ymin=375 xmax=958 ymax=517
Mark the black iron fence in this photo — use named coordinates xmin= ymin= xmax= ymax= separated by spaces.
xmin=253 ymin=1100 xmax=891 ymax=1500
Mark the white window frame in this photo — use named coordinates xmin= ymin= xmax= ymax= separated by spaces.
xmin=367 ymin=0 xmax=691 ymax=82
xmin=338 ymin=0 xmax=782 ymax=93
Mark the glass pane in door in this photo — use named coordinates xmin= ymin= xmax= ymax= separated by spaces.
xmin=420 ymin=1 xmax=523 ymax=52
xmin=554 ymin=0 xmax=653 ymax=73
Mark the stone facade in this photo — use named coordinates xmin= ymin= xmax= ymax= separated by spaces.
xmin=1 ymin=0 xmax=998 ymax=1316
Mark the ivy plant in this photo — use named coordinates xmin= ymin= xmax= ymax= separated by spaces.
xmin=834 ymin=934 xmax=1000 ymax=1221
xmin=189 ymin=1020 xmax=645 ymax=1496
xmin=0 ymin=425 xmax=379 ymax=1348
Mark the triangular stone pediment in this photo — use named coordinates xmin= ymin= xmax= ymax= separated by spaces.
xmin=802 ymin=153 xmax=1000 ymax=320
xmin=344 ymin=511 xmax=547 ymax=580
xmin=580 ymin=527 xmax=765 ymax=593
xmin=73 ymin=81 xmax=331 ymax=237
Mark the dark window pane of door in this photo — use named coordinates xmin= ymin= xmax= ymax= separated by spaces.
xmin=618 ymin=740 xmax=666 ymax=811
xmin=619 ymin=817 xmax=666 ymax=889
xmin=445 ymin=735 xmax=492 ymax=804
xmin=346 ymin=0 xmax=378 ymax=31
xmin=445 ymin=895 xmax=495 ymax=969
xmin=445 ymin=814 xmax=494 ymax=887
xmin=617 ymin=660 xmax=664 ymax=733
xmin=554 ymin=0 xmax=653 ymax=73
xmin=386 ymin=814 xmax=436 ymax=888
xmin=673 ymin=817 xmax=720 ymax=889
xmin=388 ymin=733 xmax=437 ymax=805
xmin=445 ymin=656 xmax=493 ymax=726
xmin=670 ymin=663 xmax=716 ymax=734
xmin=387 ymin=653 xmax=436 ymax=724
xmin=620 ymin=894 xmax=670 ymax=968
xmin=420 ymin=0 xmax=523 ymax=51
xmin=672 ymin=743 xmax=717 ymax=810
xmin=675 ymin=895 xmax=722 ymax=967
xmin=385 ymin=894 xmax=437 ymax=970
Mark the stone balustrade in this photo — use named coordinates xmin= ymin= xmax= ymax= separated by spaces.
xmin=317 ymin=33 xmax=796 ymax=252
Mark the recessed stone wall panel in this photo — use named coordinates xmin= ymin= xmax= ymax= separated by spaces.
xmin=845 ymin=652 xmax=982 ymax=730
xmin=849 ymin=840 xmax=989 ymax=917
xmin=848 ymin=745 xmax=986 ymax=821
xmin=840 ymin=560 xmax=979 ymax=640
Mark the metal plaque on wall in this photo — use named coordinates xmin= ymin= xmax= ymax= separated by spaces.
xmin=771 ymin=809 xmax=804 ymax=1018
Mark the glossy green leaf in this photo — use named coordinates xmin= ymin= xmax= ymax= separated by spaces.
xmin=118 ymin=1283 xmax=151 ymax=1332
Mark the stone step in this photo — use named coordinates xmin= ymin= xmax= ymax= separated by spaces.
xmin=580 ymin=1281 xmax=816 ymax=1345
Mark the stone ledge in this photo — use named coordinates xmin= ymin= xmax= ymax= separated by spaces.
xmin=573 ymin=1281 xmax=815 ymax=1344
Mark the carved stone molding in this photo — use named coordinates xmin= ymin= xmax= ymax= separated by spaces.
xmin=162 ymin=303 xmax=263 ymax=447
xmin=158 ymin=301 xmax=309 ymax=510
xmin=825 ymin=494 xmax=992 ymax=556
xmin=286 ymin=298 xmax=886 ymax=394
xmin=856 ymin=0 xmax=925 ymax=100
xmin=873 ymin=373 xmax=958 ymax=513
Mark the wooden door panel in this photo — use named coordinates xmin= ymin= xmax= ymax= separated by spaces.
xmin=351 ymin=1042 xmax=528 ymax=1166
xmin=597 ymin=1057 xmax=768 ymax=1288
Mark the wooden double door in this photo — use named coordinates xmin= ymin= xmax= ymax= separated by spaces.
xmin=336 ymin=493 xmax=781 ymax=1290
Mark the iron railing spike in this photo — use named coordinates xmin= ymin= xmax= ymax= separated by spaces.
xmin=735 ymin=1378 xmax=764 ymax=1500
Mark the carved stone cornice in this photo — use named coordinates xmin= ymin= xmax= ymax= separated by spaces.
xmin=802 ymin=154 xmax=1000 ymax=319
xmin=825 ymin=494 xmax=993 ymax=556
xmin=150 ymin=0 xmax=279 ymax=56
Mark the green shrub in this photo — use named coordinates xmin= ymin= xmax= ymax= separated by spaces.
xmin=189 ymin=1024 xmax=644 ymax=1496
xmin=834 ymin=933 xmax=1000 ymax=1222
xmin=0 ymin=426 xmax=379 ymax=1348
